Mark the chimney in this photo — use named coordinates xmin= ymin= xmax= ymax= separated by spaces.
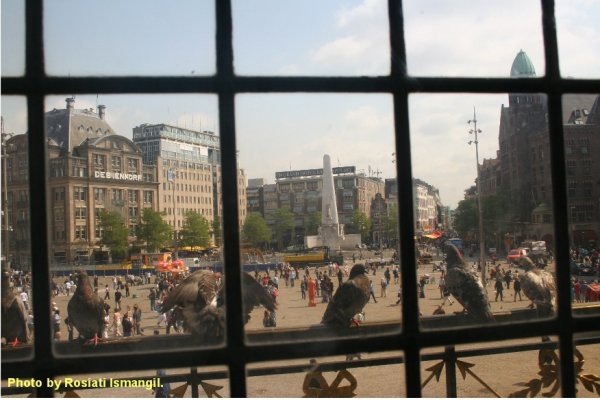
xmin=98 ymin=105 xmax=106 ymax=120
xmin=65 ymin=97 xmax=75 ymax=109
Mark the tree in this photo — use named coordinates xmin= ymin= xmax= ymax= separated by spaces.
xmin=137 ymin=208 xmax=173 ymax=252
xmin=452 ymin=197 xmax=478 ymax=239
xmin=271 ymin=208 xmax=295 ymax=250
xmin=97 ymin=210 xmax=129 ymax=260
xmin=305 ymin=211 xmax=322 ymax=236
xmin=242 ymin=212 xmax=271 ymax=249
xmin=346 ymin=210 xmax=371 ymax=242
xmin=179 ymin=211 xmax=211 ymax=247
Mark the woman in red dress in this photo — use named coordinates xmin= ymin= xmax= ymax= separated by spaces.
xmin=308 ymin=277 xmax=317 ymax=307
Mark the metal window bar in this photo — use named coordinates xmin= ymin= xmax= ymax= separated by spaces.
xmin=1 ymin=0 xmax=599 ymax=397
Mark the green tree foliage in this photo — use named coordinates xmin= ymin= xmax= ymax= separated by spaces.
xmin=242 ymin=212 xmax=271 ymax=248
xmin=179 ymin=211 xmax=211 ymax=247
xmin=346 ymin=210 xmax=371 ymax=242
xmin=453 ymin=197 xmax=478 ymax=239
xmin=305 ymin=211 xmax=322 ymax=236
xmin=97 ymin=210 xmax=129 ymax=260
xmin=271 ymin=208 xmax=295 ymax=250
xmin=137 ymin=208 xmax=173 ymax=252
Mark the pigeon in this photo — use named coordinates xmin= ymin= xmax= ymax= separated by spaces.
xmin=321 ymin=264 xmax=370 ymax=328
xmin=518 ymin=257 xmax=556 ymax=318
xmin=1 ymin=268 xmax=29 ymax=346
xmin=67 ymin=270 xmax=105 ymax=345
xmin=444 ymin=243 xmax=494 ymax=323
xmin=160 ymin=270 xmax=276 ymax=340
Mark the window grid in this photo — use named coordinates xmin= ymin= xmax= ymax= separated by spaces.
xmin=1 ymin=0 xmax=599 ymax=397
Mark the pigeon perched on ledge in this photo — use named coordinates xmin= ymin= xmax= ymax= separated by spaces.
xmin=67 ymin=270 xmax=105 ymax=345
xmin=161 ymin=270 xmax=275 ymax=339
xmin=444 ymin=243 xmax=494 ymax=323
xmin=518 ymin=257 xmax=556 ymax=318
xmin=1 ymin=268 xmax=29 ymax=346
xmin=321 ymin=264 xmax=370 ymax=328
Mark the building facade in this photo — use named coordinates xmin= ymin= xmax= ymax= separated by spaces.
xmin=254 ymin=167 xmax=385 ymax=245
xmin=2 ymin=98 xmax=159 ymax=266
xmin=132 ymin=123 xmax=248 ymax=242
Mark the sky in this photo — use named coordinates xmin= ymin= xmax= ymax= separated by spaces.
xmin=1 ymin=0 xmax=599 ymax=209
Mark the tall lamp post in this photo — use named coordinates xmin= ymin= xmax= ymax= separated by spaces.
xmin=168 ymin=168 xmax=178 ymax=259
xmin=468 ymin=108 xmax=486 ymax=285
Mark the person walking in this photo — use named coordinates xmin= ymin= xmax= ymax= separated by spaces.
xmin=369 ymin=280 xmax=377 ymax=303
xmin=380 ymin=277 xmax=388 ymax=298
xmin=114 ymin=287 xmax=122 ymax=310
xmin=104 ymin=285 xmax=110 ymax=300
xmin=495 ymin=278 xmax=504 ymax=302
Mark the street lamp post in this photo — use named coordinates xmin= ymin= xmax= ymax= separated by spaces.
xmin=168 ymin=168 xmax=178 ymax=259
xmin=468 ymin=108 xmax=487 ymax=285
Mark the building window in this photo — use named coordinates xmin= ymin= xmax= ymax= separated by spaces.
xmin=93 ymin=188 xmax=106 ymax=202
xmin=53 ymin=187 xmax=65 ymax=201
xmin=74 ymin=226 xmax=87 ymax=240
xmin=93 ymin=154 xmax=106 ymax=167
xmin=111 ymin=155 xmax=122 ymax=170
xmin=143 ymin=191 xmax=153 ymax=204
xmin=75 ymin=207 xmax=86 ymax=220
xmin=73 ymin=186 xmax=86 ymax=201
xmin=128 ymin=190 xmax=139 ymax=203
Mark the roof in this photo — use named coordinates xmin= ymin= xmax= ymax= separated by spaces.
xmin=510 ymin=50 xmax=536 ymax=77
xmin=562 ymin=94 xmax=599 ymax=125
xmin=45 ymin=102 xmax=115 ymax=152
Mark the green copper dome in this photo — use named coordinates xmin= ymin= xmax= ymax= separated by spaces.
xmin=510 ymin=50 xmax=536 ymax=77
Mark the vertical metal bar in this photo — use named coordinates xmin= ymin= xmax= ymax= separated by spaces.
xmin=26 ymin=0 xmax=54 ymax=397
xmin=190 ymin=367 xmax=199 ymax=398
xmin=215 ymin=0 xmax=247 ymax=397
xmin=444 ymin=346 xmax=457 ymax=398
xmin=540 ymin=0 xmax=576 ymax=396
xmin=389 ymin=0 xmax=422 ymax=394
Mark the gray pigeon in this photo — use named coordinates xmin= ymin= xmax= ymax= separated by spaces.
xmin=161 ymin=270 xmax=276 ymax=340
xmin=1 ymin=268 xmax=29 ymax=346
xmin=518 ymin=257 xmax=556 ymax=318
xmin=444 ymin=243 xmax=494 ymax=323
xmin=321 ymin=264 xmax=370 ymax=328
xmin=67 ymin=270 xmax=105 ymax=345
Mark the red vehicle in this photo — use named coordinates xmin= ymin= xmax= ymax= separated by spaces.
xmin=507 ymin=248 xmax=530 ymax=264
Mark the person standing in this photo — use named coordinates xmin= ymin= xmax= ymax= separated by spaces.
xmin=495 ymin=278 xmax=504 ymax=302
xmin=513 ymin=275 xmax=523 ymax=301
xmin=307 ymin=277 xmax=317 ymax=307
xmin=122 ymin=312 xmax=133 ymax=337
xmin=438 ymin=276 xmax=447 ymax=299
xmin=337 ymin=268 xmax=343 ymax=287
xmin=132 ymin=304 xmax=143 ymax=335
xmin=149 ymin=288 xmax=157 ymax=311
xmin=380 ymin=276 xmax=388 ymax=298
xmin=114 ymin=287 xmax=123 ymax=310
xmin=19 ymin=290 xmax=30 ymax=311
xmin=111 ymin=308 xmax=122 ymax=337
xmin=104 ymin=285 xmax=110 ymax=300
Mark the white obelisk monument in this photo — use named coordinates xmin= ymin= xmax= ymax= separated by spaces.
xmin=319 ymin=154 xmax=344 ymax=250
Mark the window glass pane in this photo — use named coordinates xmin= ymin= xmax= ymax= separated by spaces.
xmin=563 ymin=94 xmax=600 ymax=316
xmin=573 ymin=333 xmax=600 ymax=398
xmin=422 ymin=337 xmax=560 ymax=397
xmin=233 ymin=0 xmax=390 ymax=76
xmin=403 ymin=0 xmax=545 ymax=77
xmin=1 ymin=96 xmax=32 ymax=360
xmin=247 ymin=352 xmax=405 ymax=397
xmin=237 ymin=94 xmax=400 ymax=340
xmin=42 ymin=94 xmax=225 ymax=354
xmin=1 ymin=0 xmax=25 ymax=77
xmin=410 ymin=92 xmax=557 ymax=327
xmin=556 ymin=1 xmax=600 ymax=79
xmin=43 ymin=0 xmax=215 ymax=76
